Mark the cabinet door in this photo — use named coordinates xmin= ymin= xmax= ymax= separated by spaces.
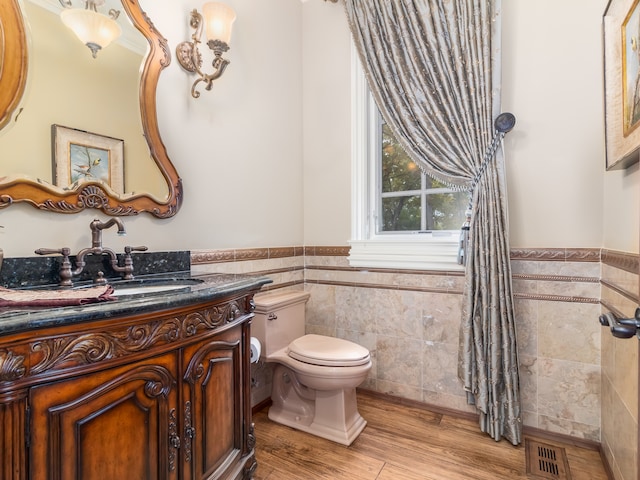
xmin=0 ymin=390 xmax=27 ymax=480
xmin=29 ymin=354 xmax=178 ymax=480
xmin=181 ymin=325 xmax=251 ymax=480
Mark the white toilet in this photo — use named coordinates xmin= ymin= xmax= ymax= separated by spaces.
xmin=252 ymin=290 xmax=372 ymax=445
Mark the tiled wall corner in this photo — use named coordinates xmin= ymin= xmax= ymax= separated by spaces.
xmin=511 ymin=249 xmax=602 ymax=442
xmin=601 ymin=249 xmax=639 ymax=480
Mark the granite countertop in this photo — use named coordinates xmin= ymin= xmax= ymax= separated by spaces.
xmin=0 ymin=272 xmax=272 ymax=336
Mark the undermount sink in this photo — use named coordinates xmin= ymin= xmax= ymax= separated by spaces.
xmin=110 ymin=277 xmax=204 ymax=297
xmin=113 ymin=284 xmax=191 ymax=296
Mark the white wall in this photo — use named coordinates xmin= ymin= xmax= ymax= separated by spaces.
xmin=1 ymin=0 xmax=633 ymax=257
xmin=501 ymin=0 xmax=608 ymax=249
xmin=302 ymin=1 xmax=352 ymax=245
xmin=0 ymin=0 xmax=305 ymax=257
xmin=301 ymin=0 xmax=612 ymax=250
xmin=603 ymin=165 xmax=639 ymax=253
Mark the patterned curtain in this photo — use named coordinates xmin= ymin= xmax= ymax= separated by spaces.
xmin=343 ymin=0 xmax=521 ymax=444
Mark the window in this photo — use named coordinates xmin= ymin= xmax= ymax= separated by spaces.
xmin=348 ymin=46 xmax=466 ymax=271
xmin=379 ymin=123 xmax=467 ymax=233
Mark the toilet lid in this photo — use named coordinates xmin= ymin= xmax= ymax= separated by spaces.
xmin=287 ymin=334 xmax=370 ymax=367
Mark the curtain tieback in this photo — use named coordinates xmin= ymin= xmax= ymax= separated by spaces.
xmin=457 ymin=113 xmax=516 ymax=265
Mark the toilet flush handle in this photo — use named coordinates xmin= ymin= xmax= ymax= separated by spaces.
xmin=268 ymin=313 xmax=278 ymax=321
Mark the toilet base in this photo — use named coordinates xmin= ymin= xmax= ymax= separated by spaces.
xmin=268 ymin=389 xmax=367 ymax=446
xmin=268 ymin=365 xmax=368 ymax=446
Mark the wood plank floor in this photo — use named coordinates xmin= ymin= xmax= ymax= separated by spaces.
xmin=253 ymin=390 xmax=610 ymax=480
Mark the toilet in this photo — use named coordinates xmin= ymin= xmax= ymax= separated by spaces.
xmin=252 ymin=290 xmax=372 ymax=445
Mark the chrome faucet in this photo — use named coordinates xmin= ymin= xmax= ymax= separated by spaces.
xmin=35 ymin=218 xmax=148 ymax=286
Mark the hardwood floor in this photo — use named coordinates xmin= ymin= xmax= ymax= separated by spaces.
xmin=253 ymin=390 xmax=610 ymax=480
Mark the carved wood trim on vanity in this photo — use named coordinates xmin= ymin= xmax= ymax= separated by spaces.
xmin=32 ymin=301 xmax=243 ymax=375
xmin=0 ymin=285 xmax=262 ymax=480
xmin=0 ymin=349 xmax=26 ymax=382
xmin=0 ymin=298 xmax=249 ymax=389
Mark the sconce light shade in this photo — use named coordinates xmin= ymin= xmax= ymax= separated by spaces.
xmin=60 ymin=8 xmax=122 ymax=58
xmin=176 ymin=2 xmax=237 ymax=98
xmin=202 ymin=2 xmax=236 ymax=45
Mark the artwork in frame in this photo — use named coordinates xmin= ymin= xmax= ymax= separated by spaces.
xmin=51 ymin=125 xmax=124 ymax=193
xmin=604 ymin=0 xmax=640 ymax=170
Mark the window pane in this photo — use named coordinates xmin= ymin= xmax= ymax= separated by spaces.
xmin=426 ymin=175 xmax=449 ymax=189
xmin=381 ymin=124 xmax=421 ymax=193
xmin=426 ymin=191 xmax=468 ymax=230
xmin=381 ymin=195 xmax=421 ymax=231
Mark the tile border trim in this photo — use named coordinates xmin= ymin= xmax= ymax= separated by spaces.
xmin=191 ymin=247 xmax=304 ymax=264
xmin=193 ymin=246 xmax=603 ymax=265
xmin=191 ymin=247 xmax=640 ymax=306
xmin=601 ymin=248 xmax=639 ymax=274
xmin=510 ymin=248 xmax=600 ymax=262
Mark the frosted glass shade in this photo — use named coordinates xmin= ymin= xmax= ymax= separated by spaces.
xmin=60 ymin=9 xmax=122 ymax=56
xmin=202 ymin=2 xmax=236 ymax=45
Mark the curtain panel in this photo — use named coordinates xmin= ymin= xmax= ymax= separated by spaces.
xmin=343 ymin=0 xmax=521 ymax=444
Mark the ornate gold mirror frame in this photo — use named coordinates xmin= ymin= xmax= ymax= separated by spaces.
xmin=0 ymin=0 xmax=182 ymax=218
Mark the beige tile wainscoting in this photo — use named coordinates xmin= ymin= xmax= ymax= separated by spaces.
xmin=600 ymin=250 xmax=638 ymax=480
xmin=192 ymin=246 xmax=637 ymax=475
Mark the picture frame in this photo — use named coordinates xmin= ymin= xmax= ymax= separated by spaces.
xmin=604 ymin=0 xmax=640 ymax=170
xmin=51 ymin=125 xmax=124 ymax=193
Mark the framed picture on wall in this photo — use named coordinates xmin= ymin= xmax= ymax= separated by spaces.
xmin=604 ymin=0 xmax=640 ymax=170
xmin=602 ymin=0 xmax=640 ymax=170
xmin=51 ymin=125 xmax=124 ymax=193
xmin=623 ymin=0 xmax=640 ymax=133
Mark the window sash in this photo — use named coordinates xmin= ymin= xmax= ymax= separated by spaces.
xmin=348 ymin=44 xmax=463 ymax=271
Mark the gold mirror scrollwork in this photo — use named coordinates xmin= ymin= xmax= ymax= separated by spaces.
xmin=0 ymin=0 xmax=28 ymax=132
xmin=0 ymin=0 xmax=182 ymax=218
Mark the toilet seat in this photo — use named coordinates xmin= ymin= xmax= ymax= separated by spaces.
xmin=287 ymin=334 xmax=370 ymax=367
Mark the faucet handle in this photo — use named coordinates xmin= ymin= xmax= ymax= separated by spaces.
xmin=35 ymin=247 xmax=70 ymax=256
xmin=124 ymin=246 xmax=149 ymax=255
xmin=35 ymin=247 xmax=73 ymax=287
xmin=118 ymin=246 xmax=148 ymax=280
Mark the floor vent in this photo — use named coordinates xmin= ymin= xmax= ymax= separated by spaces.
xmin=525 ymin=438 xmax=572 ymax=480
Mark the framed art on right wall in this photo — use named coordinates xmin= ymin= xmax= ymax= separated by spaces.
xmin=604 ymin=0 xmax=640 ymax=169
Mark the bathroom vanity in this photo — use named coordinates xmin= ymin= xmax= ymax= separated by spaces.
xmin=0 ymin=273 xmax=269 ymax=480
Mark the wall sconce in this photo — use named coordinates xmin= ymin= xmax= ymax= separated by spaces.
xmin=176 ymin=2 xmax=237 ymax=98
xmin=58 ymin=0 xmax=122 ymax=59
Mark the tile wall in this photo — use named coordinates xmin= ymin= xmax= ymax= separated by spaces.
xmin=191 ymin=246 xmax=624 ymax=446
xmin=600 ymin=250 xmax=639 ymax=480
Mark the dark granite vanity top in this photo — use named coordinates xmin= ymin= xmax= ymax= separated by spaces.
xmin=0 ymin=273 xmax=271 ymax=336
xmin=0 ymin=251 xmax=271 ymax=336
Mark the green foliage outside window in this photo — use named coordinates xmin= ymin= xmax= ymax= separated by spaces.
xmin=381 ymin=124 xmax=467 ymax=232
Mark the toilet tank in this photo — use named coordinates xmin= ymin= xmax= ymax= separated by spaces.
xmin=252 ymin=290 xmax=310 ymax=358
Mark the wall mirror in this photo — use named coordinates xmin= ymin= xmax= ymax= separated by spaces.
xmin=0 ymin=0 xmax=182 ymax=218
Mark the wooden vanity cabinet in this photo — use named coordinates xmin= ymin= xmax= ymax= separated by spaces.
xmin=0 ymin=288 xmax=259 ymax=480
xmin=29 ymin=352 xmax=180 ymax=480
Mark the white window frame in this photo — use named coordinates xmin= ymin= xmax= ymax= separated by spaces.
xmin=347 ymin=44 xmax=464 ymax=271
